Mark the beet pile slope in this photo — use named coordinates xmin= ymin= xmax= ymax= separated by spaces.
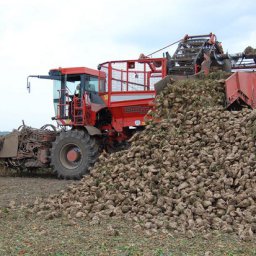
xmin=33 ymin=74 xmax=256 ymax=240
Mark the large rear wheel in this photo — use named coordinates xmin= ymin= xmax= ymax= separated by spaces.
xmin=51 ymin=129 xmax=99 ymax=179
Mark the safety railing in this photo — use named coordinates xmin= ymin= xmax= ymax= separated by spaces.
xmin=98 ymin=57 xmax=167 ymax=106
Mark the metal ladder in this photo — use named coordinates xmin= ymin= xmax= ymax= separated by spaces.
xmin=73 ymin=97 xmax=84 ymax=126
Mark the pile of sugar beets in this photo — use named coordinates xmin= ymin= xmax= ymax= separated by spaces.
xmin=32 ymin=72 xmax=256 ymax=240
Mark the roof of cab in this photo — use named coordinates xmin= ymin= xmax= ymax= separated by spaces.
xmin=50 ymin=67 xmax=106 ymax=77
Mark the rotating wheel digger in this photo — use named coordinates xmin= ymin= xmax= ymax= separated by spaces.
xmin=0 ymin=33 xmax=255 ymax=179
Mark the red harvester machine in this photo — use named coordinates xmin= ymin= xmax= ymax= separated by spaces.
xmin=0 ymin=33 xmax=255 ymax=179
xmin=0 ymin=58 xmax=167 ymax=179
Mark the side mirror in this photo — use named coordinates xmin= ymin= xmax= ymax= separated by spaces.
xmin=26 ymin=76 xmax=31 ymax=93
xmin=27 ymin=81 xmax=31 ymax=93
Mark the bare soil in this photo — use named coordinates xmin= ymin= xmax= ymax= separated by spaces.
xmin=0 ymin=167 xmax=74 ymax=208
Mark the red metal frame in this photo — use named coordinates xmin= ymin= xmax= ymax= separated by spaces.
xmin=96 ymin=58 xmax=166 ymax=132
xmin=50 ymin=67 xmax=106 ymax=78
xmin=99 ymin=57 xmax=167 ymax=101
xmin=225 ymin=72 xmax=256 ymax=109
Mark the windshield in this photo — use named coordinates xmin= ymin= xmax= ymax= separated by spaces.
xmin=53 ymin=75 xmax=81 ymax=117
xmin=52 ymin=74 xmax=106 ymax=118
xmin=67 ymin=80 xmax=80 ymax=95
xmin=85 ymin=76 xmax=99 ymax=92
xmin=53 ymin=80 xmax=61 ymax=116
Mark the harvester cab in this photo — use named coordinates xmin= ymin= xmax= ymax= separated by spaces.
xmin=27 ymin=67 xmax=107 ymax=128
xmin=49 ymin=67 xmax=107 ymax=127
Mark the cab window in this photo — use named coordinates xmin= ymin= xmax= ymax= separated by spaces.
xmin=85 ymin=75 xmax=98 ymax=92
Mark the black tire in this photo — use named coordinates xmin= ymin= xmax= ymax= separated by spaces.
xmin=50 ymin=129 xmax=99 ymax=179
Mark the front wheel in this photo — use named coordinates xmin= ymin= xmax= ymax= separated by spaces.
xmin=50 ymin=129 xmax=99 ymax=179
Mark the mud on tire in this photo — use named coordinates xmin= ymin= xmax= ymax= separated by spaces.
xmin=50 ymin=129 xmax=99 ymax=179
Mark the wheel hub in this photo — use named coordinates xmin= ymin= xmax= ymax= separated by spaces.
xmin=67 ymin=149 xmax=80 ymax=162
xmin=60 ymin=143 xmax=82 ymax=170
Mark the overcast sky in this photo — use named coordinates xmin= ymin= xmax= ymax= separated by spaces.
xmin=0 ymin=0 xmax=255 ymax=131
